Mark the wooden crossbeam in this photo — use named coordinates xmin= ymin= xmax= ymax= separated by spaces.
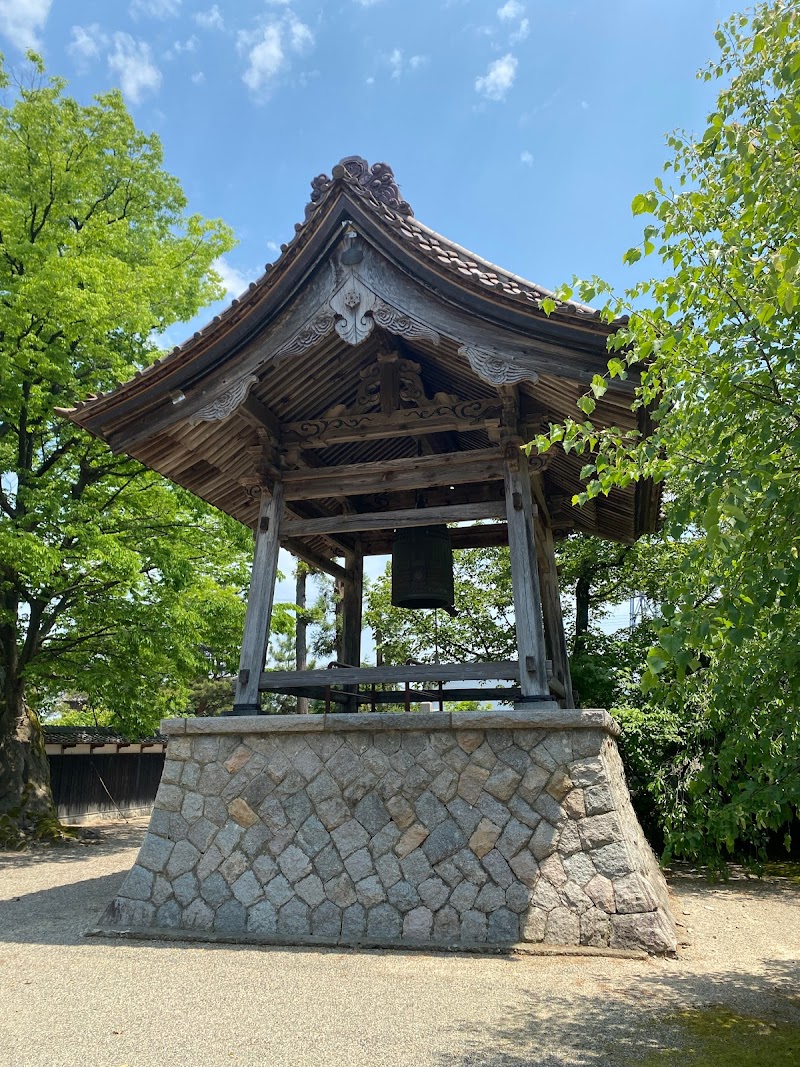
xmin=283 ymin=539 xmax=349 ymax=583
xmin=281 ymin=501 xmax=508 ymax=538
xmin=282 ymin=448 xmax=504 ymax=501
xmin=282 ymin=400 xmax=503 ymax=448
xmin=259 ymin=661 xmax=520 ymax=689
xmin=360 ymin=522 xmax=509 ymax=555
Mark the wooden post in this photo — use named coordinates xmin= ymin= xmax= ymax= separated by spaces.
xmin=503 ymin=451 xmax=551 ymax=700
xmin=537 ymin=521 xmax=575 ymax=708
xmin=340 ymin=542 xmax=363 ymax=712
xmin=231 ymin=482 xmax=285 ymax=714
xmin=295 ymin=564 xmax=309 ymax=715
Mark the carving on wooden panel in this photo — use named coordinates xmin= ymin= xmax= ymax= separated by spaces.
xmin=276 ymin=309 xmax=336 ymax=358
xmin=188 ymin=374 xmax=258 ymax=425
xmin=458 ymin=345 xmax=538 ymax=386
xmin=285 ymin=398 xmax=500 ymax=447
xmin=330 ymin=277 xmax=377 ymax=345
xmin=305 ymin=157 xmax=413 ymax=220
xmin=528 ymin=451 xmax=555 ymax=473
xmin=370 ymin=297 xmax=440 ymax=346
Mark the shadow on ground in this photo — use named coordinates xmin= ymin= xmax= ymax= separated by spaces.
xmin=0 ymin=819 xmax=147 ymax=869
xmin=434 ymin=957 xmax=800 ymax=1066
xmin=2 ymin=821 xmax=800 ymax=1067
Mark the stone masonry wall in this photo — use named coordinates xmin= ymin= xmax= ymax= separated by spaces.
xmin=95 ymin=710 xmax=676 ymax=954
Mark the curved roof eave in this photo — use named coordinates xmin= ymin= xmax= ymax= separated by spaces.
xmin=63 ymin=162 xmax=625 ymax=436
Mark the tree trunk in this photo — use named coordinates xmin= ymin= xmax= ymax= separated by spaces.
xmin=295 ymin=567 xmax=308 ymax=715
xmin=0 ymin=672 xmax=62 ymax=846
xmin=574 ymin=574 xmax=591 ymax=655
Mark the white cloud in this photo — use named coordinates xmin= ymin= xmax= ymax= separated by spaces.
xmin=213 ymin=257 xmax=253 ymax=299
xmin=497 ymin=0 xmax=524 ymax=19
xmin=287 ymin=15 xmax=313 ymax=51
xmin=163 ymin=34 xmax=198 ymax=59
xmin=520 ymin=150 xmax=533 ymax=166
xmin=0 ymin=0 xmax=52 ymax=52
xmin=475 ymin=53 xmax=517 ymax=101
xmin=240 ymin=24 xmax=284 ymax=90
xmin=238 ymin=11 xmax=314 ymax=97
xmin=511 ymin=17 xmax=529 ymax=42
xmin=107 ymin=33 xmax=163 ymax=103
xmin=130 ymin=0 xmax=181 ymax=18
xmin=68 ymin=23 xmax=107 ymax=65
xmin=191 ymin=70 xmax=205 ymax=84
xmin=387 ymin=49 xmax=427 ymax=79
xmin=195 ymin=5 xmax=224 ymax=30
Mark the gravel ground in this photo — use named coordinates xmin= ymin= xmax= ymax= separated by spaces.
xmin=0 ymin=819 xmax=798 ymax=1067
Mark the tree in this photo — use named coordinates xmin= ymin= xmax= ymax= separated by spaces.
xmin=534 ymin=1 xmax=800 ymax=862
xmin=0 ymin=56 xmax=242 ymax=845
xmin=365 ymin=546 xmax=517 ymax=667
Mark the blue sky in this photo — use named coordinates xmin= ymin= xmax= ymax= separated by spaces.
xmin=1 ymin=0 xmax=743 ymax=319
xmin=0 ymin=0 xmax=743 ymax=644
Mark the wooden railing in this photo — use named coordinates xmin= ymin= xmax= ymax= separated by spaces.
xmin=257 ymin=660 xmax=561 ymax=713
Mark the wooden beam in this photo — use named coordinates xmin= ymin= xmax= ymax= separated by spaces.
xmin=536 ymin=520 xmax=575 ymax=708
xmin=232 ymin=483 xmax=285 ymax=713
xmin=360 ymin=522 xmax=509 ymax=556
xmin=282 ymin=501 xmax=508 ymax=538
xmin=295 ymin=566 xmax=309 ymax=715
xmin=282 ymin=448 xmax=503 ymax=501
xmin=339 ymin=543 xmax=364 ymax=711
xmin=354 ymin=688 xmax=521 ymax=705
xmin=284 ymin=539 xmax=349 ymax=584
xmin=239 ymin=395 xmax=282 ymax=439
xmin=259 ymin=661 xmax=521 ymax=689
xmin=282 ymin=400 xmax=503 ymax=448
xmin=504 ymin=450 xmax=551 ymax=700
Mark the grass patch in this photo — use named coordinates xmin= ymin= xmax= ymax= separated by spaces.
xmin=634 ymin=1007 xmax=800 ymax=1066
xmin=762 ymin=861 xmax=800 ymax=885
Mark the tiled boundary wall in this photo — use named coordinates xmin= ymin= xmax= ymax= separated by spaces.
xmin=93 ymin=709 xmax=676 ymax=954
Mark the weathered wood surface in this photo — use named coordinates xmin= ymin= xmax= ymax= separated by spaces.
xmin=353 ymin=687 xmax=521 ymax=705
xmin=359 ymin=522 xmax=509 ymax=556
xmin=234 ymin=483 xmax=285 ymax=711
xmin=503 ymin=451 xmax=551 ymax=698
xmin=339 ymin=545 xmax=364 ymax=711
xmin=282 ymin=448 xmax=504 ymax=501
xmin=281 ymin=501 xmax=508 ymax=538
xmin=283 ymin=539 xmax=349 ymax=583
xmin=537 ymin=520 xmax=575 ymax=708
xmin=281 ymin=400 xmax=503 ymax=448
xmin=259 ymin=661 xmax=521 ymax=689
xmin=295 ymin=567 xmax=309 ymax=715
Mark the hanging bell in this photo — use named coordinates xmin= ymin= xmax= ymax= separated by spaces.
xmin=391 ymin=525 xmax=455 ymax=611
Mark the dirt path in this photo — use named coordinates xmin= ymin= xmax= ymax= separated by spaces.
xmin=0 ymin=820 xmax=798 ymax=1066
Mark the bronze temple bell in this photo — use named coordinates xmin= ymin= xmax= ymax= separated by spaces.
xmin=391 ymin=525 xmax=456 ymax=613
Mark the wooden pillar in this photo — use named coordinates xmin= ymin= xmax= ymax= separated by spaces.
xmin=503 ymin=451 xmax=551 ymax=700
xmin=231 ymin=482 xmax=285 ymax=713
xmin=295 ymin=564 xmax=309 ymax=715
xmin=537 ymin=520 xmax=575 ymax=708
xmin=339 ymin=543 xmax=363 ymax=712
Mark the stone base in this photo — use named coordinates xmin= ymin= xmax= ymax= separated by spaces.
xmin=94 ymin=709 xmax=676 ymax=955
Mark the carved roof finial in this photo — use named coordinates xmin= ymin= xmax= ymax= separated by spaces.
xmin=305 ymin=156 xmax=413 ymax=220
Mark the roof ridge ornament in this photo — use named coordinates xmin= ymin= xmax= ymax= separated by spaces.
xmin=305 ymin=156 xmax=413 ymax=220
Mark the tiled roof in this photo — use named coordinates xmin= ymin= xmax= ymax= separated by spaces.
xmin=62 ymin=157 xmax=612 ymax=415
xmin=44 ymin=725 xmax=165 ymax=746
